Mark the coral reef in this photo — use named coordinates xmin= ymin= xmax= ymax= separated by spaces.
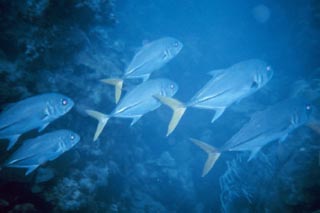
xmin=219 ymin=127 xmax=320 ymax=212
xmin=44 ymin=163 xmax=109 ymax=211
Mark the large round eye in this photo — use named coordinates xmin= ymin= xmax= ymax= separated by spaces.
xmin=306 ymin=104 xmax=311 ymax=111
xmin=62 ymin=99 xmax=68 ymax=106
xmin=173 ymin=42 xmax=179 ymax=47
xmin=170 ymin=84 xmax=175 ymax=89
xmin=70 ymin=135 xmax=75 ymax=140
xmin=266 ymin=66 xmax=271 ymax=71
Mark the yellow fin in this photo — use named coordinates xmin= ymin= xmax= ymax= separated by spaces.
xmin=154 ymin=95 xmax=186 ymax=136
xmin=190 ymin=138 xmax=221 ymax=177
xmin=86 ymin=110 xmax=110 ymax=141
xmin=101 ymin=78 xmax=124 ymax=104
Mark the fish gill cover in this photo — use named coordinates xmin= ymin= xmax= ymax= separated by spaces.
xmin=0 ymin=0 xmax=319 ymax=212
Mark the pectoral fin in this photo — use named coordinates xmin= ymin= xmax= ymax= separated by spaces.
xmin=141 ymin=74 xmax=150 ymax=82
xmin=101 ymin=78 xmax=124 ymax=104
xmin=154 ymin=95 xmax=186 ymax=136
xmin=190 ymin=138 xmax=221 ymax=177
xmin=7 ymin=134 xmax=20 ymax=151
xmin=86 ymin=110 xmax=110 ymax=141
xmin=211 ymin=108 xmax=225 ymax=123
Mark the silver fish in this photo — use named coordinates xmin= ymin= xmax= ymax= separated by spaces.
xmin=86 ymin=78 xmax=178 ymax=141
xmin=0 ymin=93 xmax=74 ymax=150
xmin=156 ymin=59 xmax=274 ymax=136
xmin=191 ymin=97 xmax=312 ymax=177
xmin=3 ymin=130 xmax=80 ymax=175
xmin=101 ymin=37 xmax=183 ymax=103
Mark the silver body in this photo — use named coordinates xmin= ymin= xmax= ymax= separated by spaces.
xmin=4 ymin=129 xmax=80 ymax=175
xmin=124 ymin=37 xmax=183 ymax=80
xmin=0 ymin=93 xmax=74 ymax=150
xmin=112 ymin=79 xmax=178 ymax=120
xmin=221 ymin=98 xmax=312 ymax=159
xmin=188 ymin=59 xmax=273 ymax=109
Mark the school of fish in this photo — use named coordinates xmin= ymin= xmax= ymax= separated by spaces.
xmin=0 ymin=37 xmax=317 ymax=177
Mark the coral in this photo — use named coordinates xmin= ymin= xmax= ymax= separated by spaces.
xmin=219 ymin=127 xmax=320 ymax=212
xmin=44 ymin=163 xmax=109 ymax=211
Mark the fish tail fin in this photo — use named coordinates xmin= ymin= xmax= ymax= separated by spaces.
xmin=190 ymin=138 xmax=221 ymax=177
xmin=101 ymin=78 xmax=124 ymax=104
xmin=86 ymin=110 xmax=110 ymax=141
xmin=154 ymin=95 xmax=186 ymax=136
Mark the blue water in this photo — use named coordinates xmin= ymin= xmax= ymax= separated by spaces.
xmin=0 ymin=0 xmax=319 ymax=212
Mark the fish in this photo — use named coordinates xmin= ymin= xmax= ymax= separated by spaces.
xmin=191 ymin=97 xmax=313 ymax=177
xmin=86 ymin=78 xmax=178 ymax=141
xmin=102 ymin=37 xmax=183 ymax=103
xmin=155 ymin=59 xmax=274 ymax=136
xmin=0 ymin=93 xmax=74 ymax=150
xmin=3 ymin=129 xmax=80 ymax=175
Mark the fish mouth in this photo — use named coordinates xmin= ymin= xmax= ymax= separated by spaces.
xmin=65 ymin=99 xmax=75 ymax=113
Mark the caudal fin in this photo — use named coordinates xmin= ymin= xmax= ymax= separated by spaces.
xmin=190 ymin=138 xmax=221 ymax=177
xmin=86 ymin=110 xmax=110 ymax=141
xmin=101 ymin=78 xmax=124 ymax=104
xmin=154 ymin=95 xmax=186 ymax=136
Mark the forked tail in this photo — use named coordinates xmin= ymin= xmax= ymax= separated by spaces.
xmin=86 ymin=110 xmax=110 ymax=141
xmin=101 ymin=78 xmax=124 ymax=104
xmin=154 ymin=95 xmax=186 ymax=136
xmin=190 ymin=138 xmax=221 ymax=177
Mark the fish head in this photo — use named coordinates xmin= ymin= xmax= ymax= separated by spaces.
xmin=160 ymin=79 xmax=179 ymax=97
xmin=58 ymin=130 xmax=80 ymax=151
xmin=163 ymin=37 xmax=183 ymax=61
xmin=291 ymin=100 xmax=313 ymax=126
xmin=51 ymin=93 xmax=74 ymax=116
xmin=251 ymin=60 xmax=274 ymax=89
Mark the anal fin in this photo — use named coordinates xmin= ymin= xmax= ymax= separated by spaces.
xmin=130 ymin=116 xmax=142 ymax=126
xmin=38 ymin=123 xmax=49 ymax=132
xmin=25 ymin=165 xmax=39 ymax=176
xmin=7 ymin=134 xmax=20 ymax=151
xmin=211 ymin=108 xmax=225 ymax=123
xmin=278 ymin=133 xmax=289 ymax=144
xmin=247 ymin=147 xmax=261 ymax=162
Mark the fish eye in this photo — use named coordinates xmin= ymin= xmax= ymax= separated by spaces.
xmin=170 ymin=84 xmax=175 ymax=89
xmin=70 ymin=135 xmax=75 ymax=140
xmin=173 ymin=42 xmax=179 ymax=47
xmin=62 ymin=99 xmax=68 ymax=106
xmin=306 ymin=104 xmax=311 ymax=111
xmin=266 ymin=66 xmax=271 ymax=71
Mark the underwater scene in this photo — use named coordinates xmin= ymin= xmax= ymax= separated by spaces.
xmin=0 ymin=0 xmax=320 ymax=212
